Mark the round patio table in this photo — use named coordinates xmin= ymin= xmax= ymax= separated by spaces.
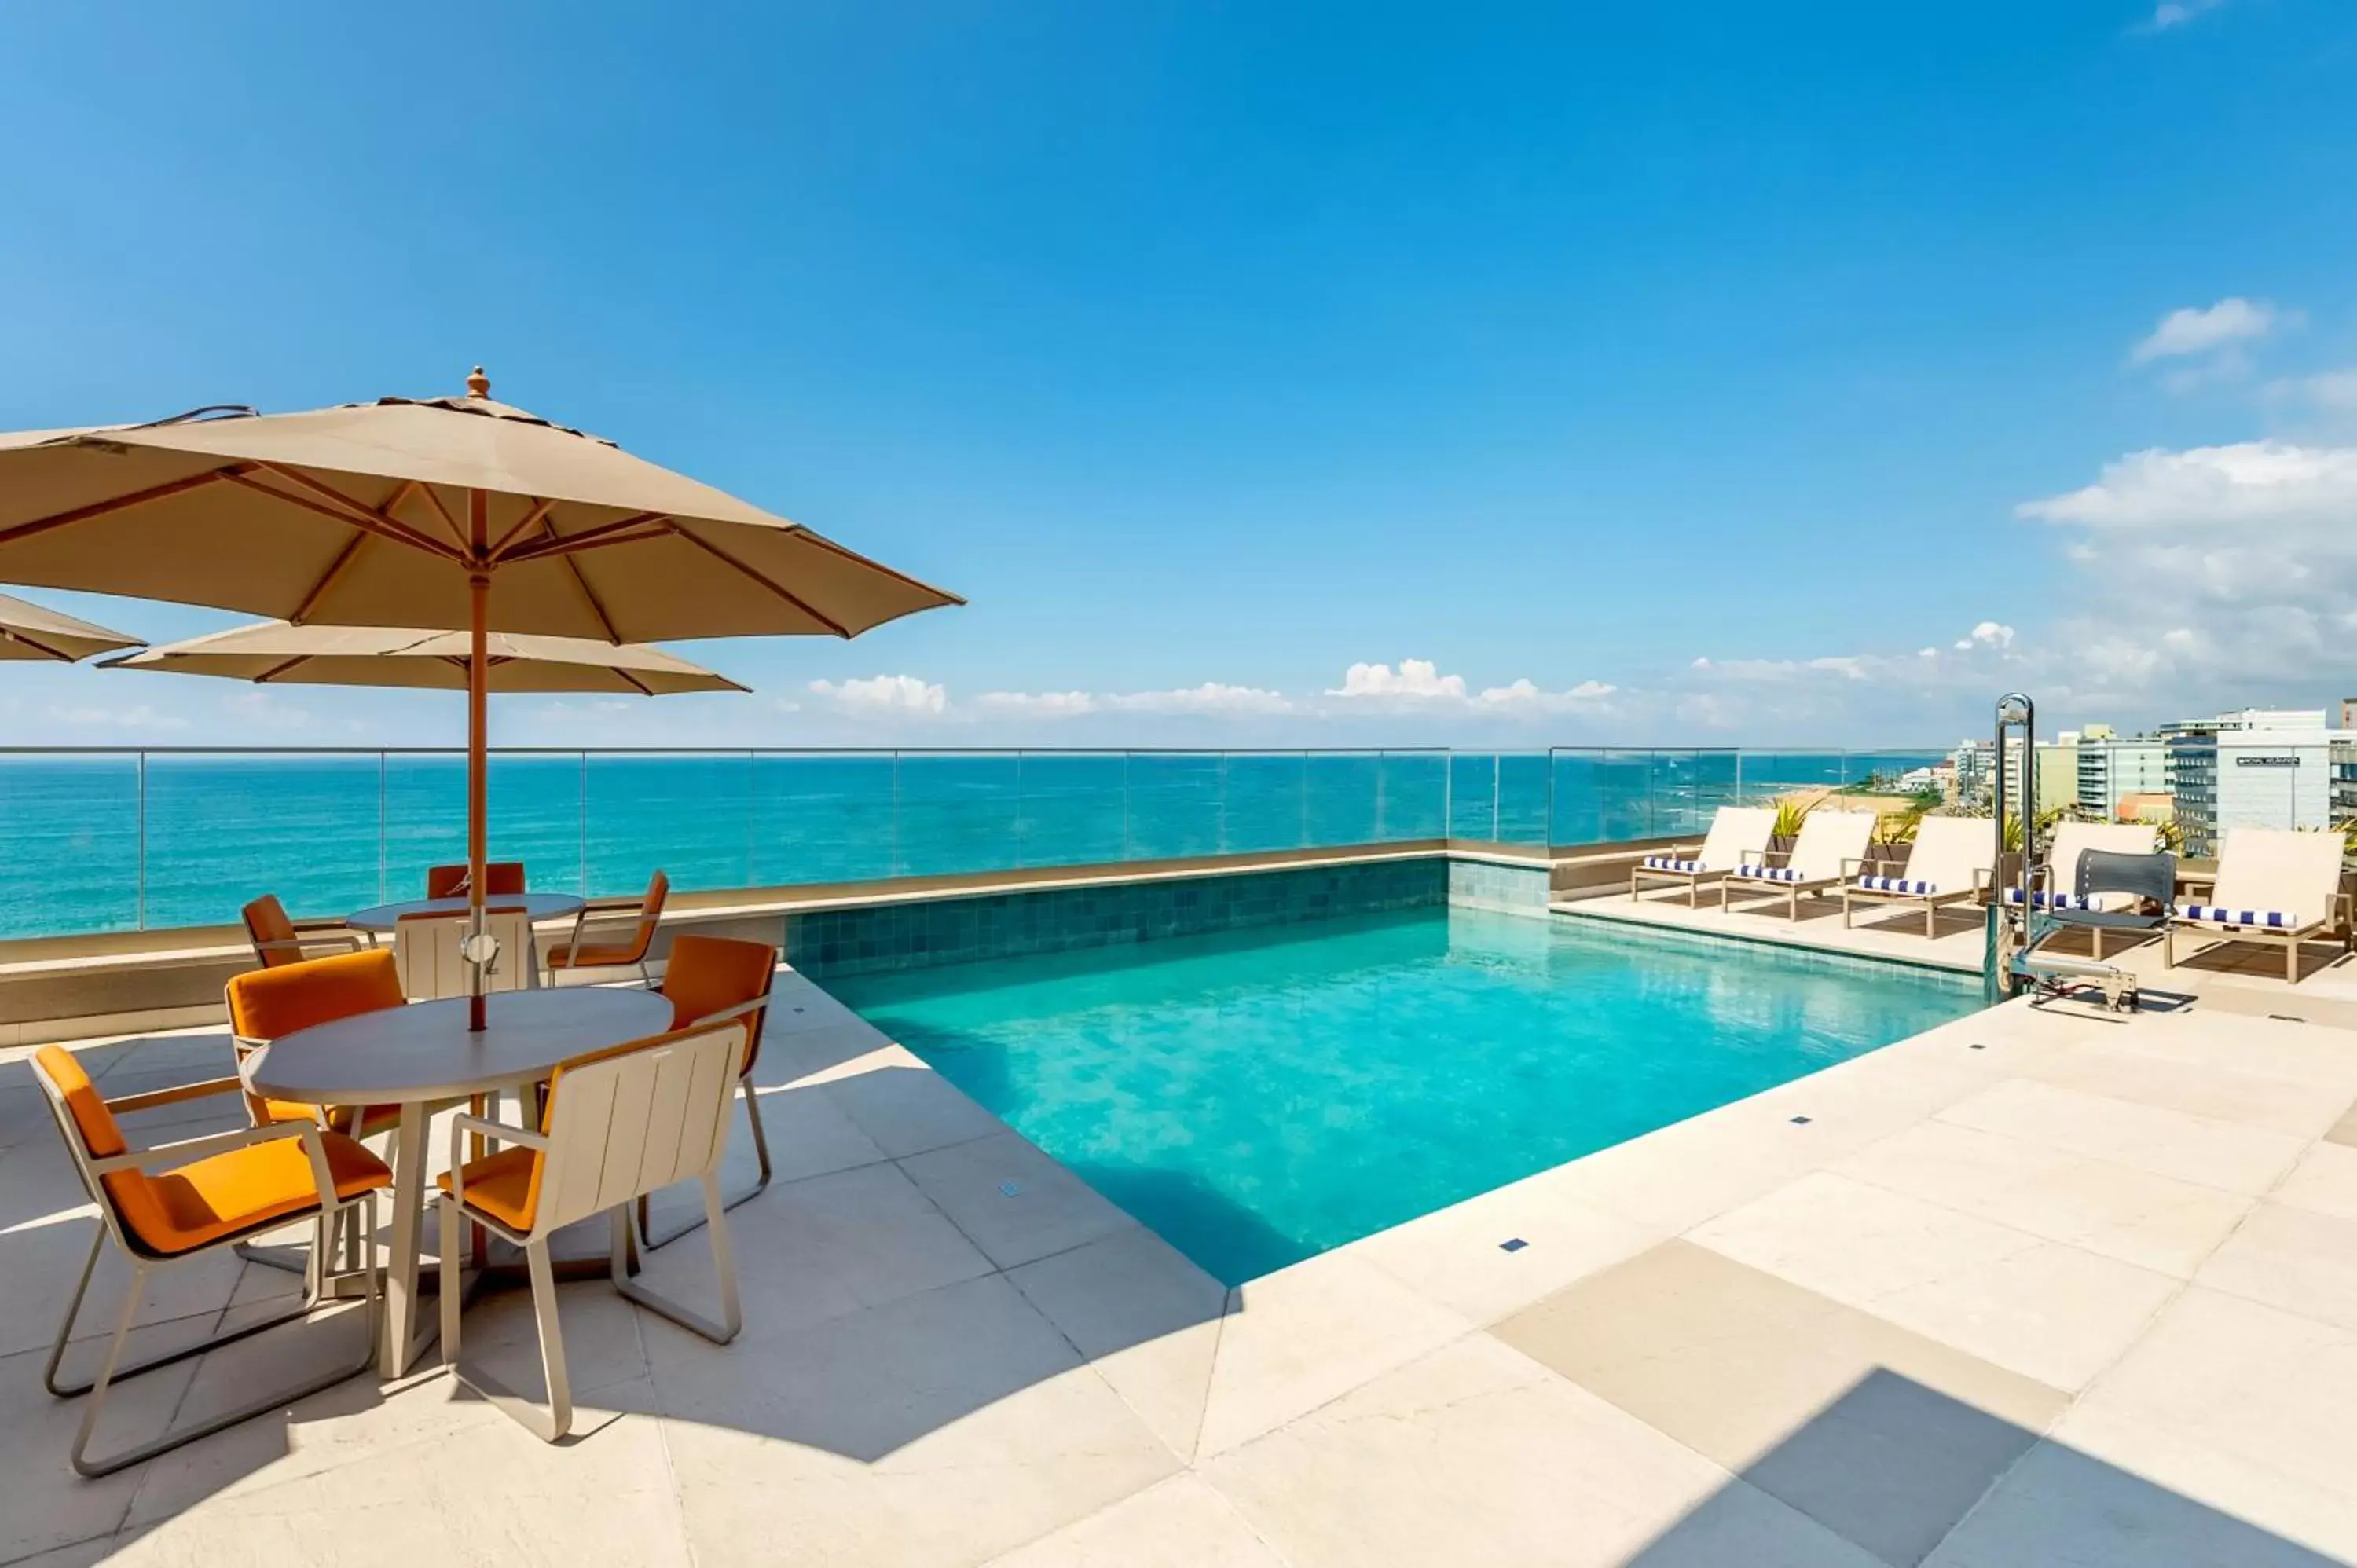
xmin=243 ymin=986 xmax=673 ymax=1377
xmin=345 ymin=892 xmax=586 ymax=932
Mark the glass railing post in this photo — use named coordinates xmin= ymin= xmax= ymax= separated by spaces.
xmin=745 ymin=747 xmax=757 ymax=888
xmin=1218 ymin=751 xmax=1230 ymax=855
xmin=890 ymin=750 xmax=903 ymax=877
xmin=134 ymin=751 xmax=147 ymax=929
xmin=577 ymin=752 xmax=589 ymax=896
xmin=1015 ymin=749 xmax=1027 ymax=869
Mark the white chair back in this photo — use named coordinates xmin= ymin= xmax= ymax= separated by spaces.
xmin=2212 ymin=828 xmax=2346 ymax=926
xmin=533 ymin=1022 xmax=744 ymax=1236
xmin=1787 ymin=811 xmax=1875 ymax=881
xmin=1904 ymin=816 xmax=1996 ymax=894
xmin=394 ymin=908 xmax=537 ymax=1001
xmin=1695 ymin=807 xmax=1778 ymax=871
xmin=2045 ymin=822 xmax=2159 ymax=893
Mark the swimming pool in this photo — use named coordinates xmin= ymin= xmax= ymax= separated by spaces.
xmin=831 ymin=907 xmax=1983 ymax=1284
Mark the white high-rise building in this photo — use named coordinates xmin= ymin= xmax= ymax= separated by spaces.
xmin=2166 ymin=709 xmax=2337 ymax=857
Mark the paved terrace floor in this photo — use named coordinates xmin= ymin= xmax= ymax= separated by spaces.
xmin=9 ymin=934 xmax=2357 ymax=1566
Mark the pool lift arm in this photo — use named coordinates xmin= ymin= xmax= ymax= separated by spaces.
xmin=1990 ymin=691 xmax=2147 ymax=1012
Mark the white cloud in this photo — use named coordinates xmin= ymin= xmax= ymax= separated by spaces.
xmin=1105 ymin=683 xmax=1293 ymax=716
xmin=2018 ymin=441 xmax=2357 ymax=529
xmin=2145 ymin=0 xmax=2227 ymax=30
xmin=2129 ymin=298 xmax=2281 ymax=365
xmin=1326 ymin=658 xmax=1466 ymax=701
xmin=807 ymin=674 xmax=948 ymax=716
xmin=50 ymin=702 xmax=189 ymax=732
xmin=973 ymin=690 xmax=1096 ymax=717
xmin=2267 ymin=368 xmax=2357 ymax=418
xmin=1953 ymin=621 xmax=2015 ymax=651
xmin=1472 ymin=677 xmax=1616 ymax=713
xmin=2014 ymin=439 xmax=2357 ymax=704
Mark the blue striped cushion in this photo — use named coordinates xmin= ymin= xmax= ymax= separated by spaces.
xmin=1642 ymin=856 xmax=1703 ymax=873
xmin=2000 ymin=888 xmax=2091 ymax=911
xmin=1857 ymin=874 xmax=1935 ymax=895
xmin=2178 ymin=903 xmax=2297 ymax=930
xmin=1738 ymin=864 xmax=1804 ymax=882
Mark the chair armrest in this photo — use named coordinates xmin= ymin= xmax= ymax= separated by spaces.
xmin=104 ymin=1075 xmax=244 ymax=1115
xmin=1840 ymin=857 xmax=1865 ymax=878
xmin=447 ymin=1114 xmax=547 ymax=1217
xmin=672 ymin=994 xmax=769 ymax=1028
xmin=89 ymin=1117 xmax=340 ymax=1210
xmin=1971 ymin=867 xmax=1993 ymax=892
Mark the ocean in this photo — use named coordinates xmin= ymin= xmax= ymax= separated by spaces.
xmin=0 ymin=748 xmax=1942 ymax=940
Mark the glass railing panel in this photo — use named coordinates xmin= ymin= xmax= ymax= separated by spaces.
xmin=1640 ymin=749 xmax=1739 ymax=841
xmin=892 ymin=752 xmax=1021 ymax=878
xmin=1591 ymin=749 xmax=1655 ymax=842
xmin=1222 ymin=753 xmax=1308 ymax=854
xmin=1496 ymin=753 xmax=1550 ymax=844
xmin=1448 ymin=753 xmax=1501 ymax=841
xmin=1124 ymin=753 xmax=1226 ymax=861
xmin=145 ymin=752 xmax=383 ymax=927
xmin=1006 ymin=753 xmax=1126 ymax=868
xmin=381 ymin=753 xmax=588 ymax=900
xmin=0 ymin=752 xmax=141 ymax=936
xmin=585 ymin=752 xmax=748 ymax=896
xmin=1734 ymin=751 xmax=1845 ymax=805
xmin=1377 ymin=751 xmax=1447 ymax=841
xmin=1303 ymin=753 xmax=1380 ymax=846
xmin=750 ymin=752 xmax=897 ymax=885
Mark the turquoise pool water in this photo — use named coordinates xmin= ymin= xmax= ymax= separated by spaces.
xmin=831 ymin=909 xmax=1983 ymax=1284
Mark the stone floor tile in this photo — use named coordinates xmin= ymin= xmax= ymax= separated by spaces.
xmin=1347 ymin=1163 xmax=1665 ymax=1325
xmin=654 ymin=1274 xmax=1180 ymax=1568
xmin=1202 ymin=1334 xmax=1881 ymax=1568
xmin=1691 ymin=1172 xmax=2180 ymax=1388
xmin=1936 ymin=1078 xmax=2305 ymax=1195
xmin=1495 ymin=1240 xmax=2066 ymax=1567
xmin=816 ymin=1046 xmax=1009 ymax=1156
xmin=1193 ymin=1249 xmax=1472 ymax=1459
xmin=1835 ymin=1118 xmax=2252 ymax=1277
xmin=2269 ymin=1141 xmax=2357 ymax=1221
xmin=981 ymin=1475 xmax=1288 ymax=1568
xmin=2192 ymin=1201 xmax=2357 ymax=1333
xmin=899 ymin=1130 xmax=1137 ymax=1270
xmin=1006 ymin=1226 xmax=1226 ymax=1459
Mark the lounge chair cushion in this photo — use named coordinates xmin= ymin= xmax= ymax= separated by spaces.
xmin=2176 ymin=904 xmax=2308 ymax=932
xmin=1737 ymin=865 xmax=1805 ymax=882
xmin=1642 ymin=856 xmax=1704 ymax=873
xmin=1856 ymin=874 xmax=1937 ymax=895
xmin=2000 ymin=888 xmax=2092 ymax=911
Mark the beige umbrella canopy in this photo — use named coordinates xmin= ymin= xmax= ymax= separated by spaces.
xmin=102 ymin=621 xmax=749 ymax=696
xmin=0 ymin=369 xmax=959 ymax=1026
xmin=0 ymin=590 xmax=141 ymax=663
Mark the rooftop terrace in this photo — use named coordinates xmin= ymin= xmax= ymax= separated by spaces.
xmin=9 ymin=894 xmax=2357 ymax=1566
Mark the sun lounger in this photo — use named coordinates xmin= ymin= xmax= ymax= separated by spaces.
xmin=2165 ymin=827 xmax=2349 ymax=984
xmin=1840 ymin=815 xmax=1994 ymax=938
xmin=1630 ymin=806 xmax=1778 ymax=907
xmin=1720 ymin=809 xmax=1876 ymax=921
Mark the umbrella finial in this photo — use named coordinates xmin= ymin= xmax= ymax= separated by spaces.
xmin=466 ymin=365 xmax=491 ymax=399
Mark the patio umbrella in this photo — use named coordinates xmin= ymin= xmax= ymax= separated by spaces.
xmin=101 ymin=620 xmax=750 ymax=695
xmin=0 ymin=590 xmax=141 ymax=663
xmin=0 ymin=369 xmax=960 ymax=1026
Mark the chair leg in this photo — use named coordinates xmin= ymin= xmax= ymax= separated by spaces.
xmin=63 ymin=1197 xmax=381 ymax=1478
xmin=612 ymin=1195 xmax=741 ymax=1345
xmin=642 ymin=1079 xmax=774 ymax=1251
xmin=442 ymin=1213 xmax=572 ymax=1442
xmin=2289 ymin=937 xmax=2300 ymax=985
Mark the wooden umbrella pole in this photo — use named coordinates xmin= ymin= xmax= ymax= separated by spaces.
xmin=467 ymin=489 xmax=491 ymax=1032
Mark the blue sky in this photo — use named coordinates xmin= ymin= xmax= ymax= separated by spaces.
xmin=2 ymin=0 xmax=2352 ymax=749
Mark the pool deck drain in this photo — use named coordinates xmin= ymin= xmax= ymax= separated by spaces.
xmin=11 ymin=943 xmax=2357 ymax=1564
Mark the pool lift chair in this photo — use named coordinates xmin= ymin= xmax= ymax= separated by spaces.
xmin=1987 ymin=691 xmax=2171 ymax=1013
xmin=2008 ymin=848 xmax=2176 ymax=1012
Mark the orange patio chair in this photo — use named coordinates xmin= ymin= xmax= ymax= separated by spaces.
xmin=29 ymin=1044 xmax=387 ymax=1476
xmin=638 ymin=933 xmax=779 ymax=1249
xmin=546 ymin=869 xmax=669 ymax=987
xmin=225 ymin=948 xmax=409 ymax=1142
xmin=438 ymin=1019 xmax=746 ymax=1441
xmin=241 ymin=892 xmax=365 ymax=969
xmin=424 ymin=860 xmax=526 ymax=899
